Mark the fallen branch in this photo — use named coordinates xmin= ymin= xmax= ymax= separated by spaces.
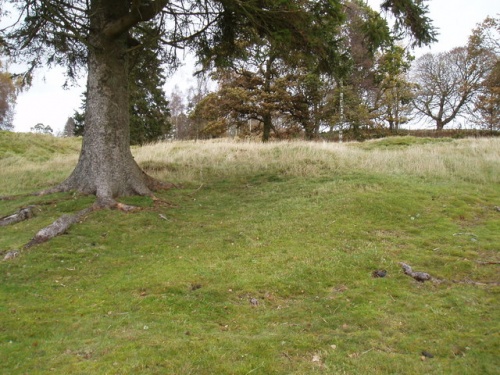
xmin=22 ymin=198 xmax=143 ymax=250
xmin=0 ymin=206 xmax=36 ymax=227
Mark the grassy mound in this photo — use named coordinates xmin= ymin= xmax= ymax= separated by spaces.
xmin=0 ymin=131 xmax=81 ymax=195
xmin=0 ymin=131 xmax=81 ymax=161
xmin=1 ymin=135 xmax=499 ymax=374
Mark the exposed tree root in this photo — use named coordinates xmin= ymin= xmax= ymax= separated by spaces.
xmin=33 ymin=185 xmax=67 ymax=196
xmin=17 ymin=192 xmax=157 ymax=252
xmin=22 ymin=196 xmax=148 ymax=250
xmin=1 ymin=163 xmax=180 ymax=258
xmin=24 ymin=206 xmax=95 ymax=249
xmin=0 ymin=206 xmax=36 ymax=227
xmin=2 ymin=250 xmax=20 ymax=261
xmin=143 ymin=172 xmax=179 ymax=191
xmin=31 ymin=170 xmax=178 ymax=200
xmin=1 ymin=200 xmax=146 ymax=261
xmin=95 ymin=196 xmax=141 ymax=212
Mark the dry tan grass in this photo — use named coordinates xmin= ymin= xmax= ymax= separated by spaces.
xmin=0 ymin=154 xmax=79 ymax=195
xmin=1 ymin=137 xmax=498 ymax=196
xmin=134 ymin=138 xmax=500 ymax=185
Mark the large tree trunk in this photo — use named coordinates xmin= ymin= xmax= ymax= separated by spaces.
xmin=261 ymin=56 xmax=276 ymax=143
xmin=56 ymin=1 xmax=162 ymax=201
xmin=262 ymin=112 xmax=272 ymax=142
xmin=436 ymin=119 xmax=445 ymax=131
xmin=304 ymin=124 xmax=314 ymax=140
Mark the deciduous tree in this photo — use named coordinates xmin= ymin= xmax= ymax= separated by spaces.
xmin=31 ymin=123 xmax=53 ymax=134
xmin=168 ymin=86 xmax=190 ymax=140
xmin=411 ymin=42 xmax=495 ymax=130
xmin=472 ymin=61 xmax=500 ymax=131
xmin=193 ymin=47 xmax=296 ymax=141
xmin=194 ymin=0 xmax=419 ymax=141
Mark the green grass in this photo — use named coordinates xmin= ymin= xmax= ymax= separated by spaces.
xmin=0 ymin=130 xmax=81 ymax=161
xmin=356 ymin=136 xmax=453 ymax=150
xmin=1 ymin=134 xmax=499 ymax=374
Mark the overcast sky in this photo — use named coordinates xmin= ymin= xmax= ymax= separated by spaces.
xmin=10 ymin=0 xmax=500 ymax=133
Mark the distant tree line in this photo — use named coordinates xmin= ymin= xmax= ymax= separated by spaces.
xmin=168 ymin=15 xmax=498 ymax=141
xmin=2 ymin=12 xmax=496 ymax=141
xmin=31 ymin=123 xmax=53 ymax=134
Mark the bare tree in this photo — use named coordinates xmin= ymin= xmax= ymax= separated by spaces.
xmin=186 ymin=75 xmax=212 ymax=140
xmin=411 ymin=46 xmax=495 ymax=130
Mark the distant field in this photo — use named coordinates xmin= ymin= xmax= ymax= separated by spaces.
xmin=1 ymin=131 xmax=499 ymax=374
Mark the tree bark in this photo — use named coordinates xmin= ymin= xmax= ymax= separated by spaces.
xmin=0 ymin=206 xmax=35 ymax=226
xmin=304 ymin=122 xmax=316 ymax=140
xmin=55 ymin=0 xmax=169 ymax=202
xmin=436 ymin=120 xmax=445 ymax=131
xmin=262 ymin=112 xmax=272 ymax=142
xmin=261 ymin=56 xmax=276 ymax=143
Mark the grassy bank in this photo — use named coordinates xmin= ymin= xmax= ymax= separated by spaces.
xmin=1 ymin=133 xmax=499 ymax=374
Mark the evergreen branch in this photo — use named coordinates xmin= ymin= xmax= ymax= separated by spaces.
xmin=103 ymin=0 xmax=170 ymax=38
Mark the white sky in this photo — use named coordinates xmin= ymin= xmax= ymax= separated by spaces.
xmin=11 ymin=0 xmax=500 ymax=133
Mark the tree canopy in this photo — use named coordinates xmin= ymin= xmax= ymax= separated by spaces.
xmin=191 ymin=0 xmax=432 ymax=141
